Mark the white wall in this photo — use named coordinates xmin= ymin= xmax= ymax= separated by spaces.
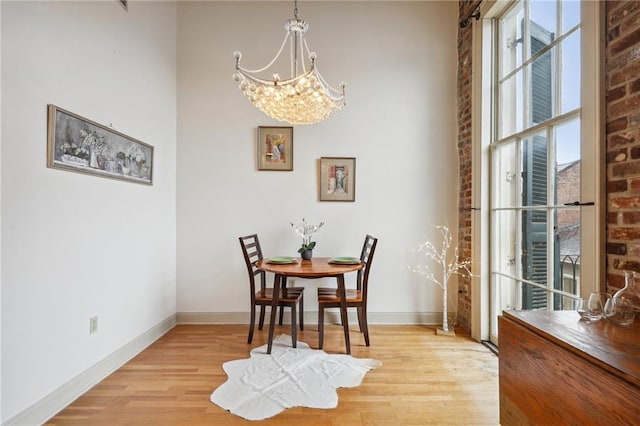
xmin=177 ymin=1 xmax=460 ymax=321
xmin=1 ymin=1 xmax=177 ymax=422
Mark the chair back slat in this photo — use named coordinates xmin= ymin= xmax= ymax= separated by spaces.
xmin=357 ymin=235 xmax=378 ymax=301
xmin=239 ymin=234 xmax=265 ymax=295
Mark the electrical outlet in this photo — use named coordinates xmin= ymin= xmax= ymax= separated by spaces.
xmin=89 ymin=316 xmax=98 ymax=334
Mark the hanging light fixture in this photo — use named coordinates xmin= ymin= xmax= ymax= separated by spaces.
xmin=233 ymin=0 xmax=346 ymax=125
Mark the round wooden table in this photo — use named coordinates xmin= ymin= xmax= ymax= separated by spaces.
xmin=256 ymin=257 xmax=363 ymax=354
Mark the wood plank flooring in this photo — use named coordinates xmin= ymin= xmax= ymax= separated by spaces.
xmin=46 ymin=324 xmax=498 ymax=425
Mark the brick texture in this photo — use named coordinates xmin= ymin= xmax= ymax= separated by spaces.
xmin=607 ymin=0 xmax=640 ymax=290
xmin=455 ymin=0 xmax=477 ymax=331
xmin=455 ymin=0 xmax=640 ymax=330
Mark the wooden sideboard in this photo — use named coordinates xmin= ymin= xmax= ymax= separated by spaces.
xmin=499 ymin=310 xmax=640 ymax=425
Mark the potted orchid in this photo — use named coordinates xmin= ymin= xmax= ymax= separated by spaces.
xmin=290 ymin=218 xmax=324 ymax=260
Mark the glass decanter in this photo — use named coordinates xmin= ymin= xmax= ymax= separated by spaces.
xmin=607 ymin=270 xmax=640 ymax=325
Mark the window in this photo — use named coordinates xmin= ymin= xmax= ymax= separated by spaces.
xmin=472 ymin=0 xmax=603 ymax=344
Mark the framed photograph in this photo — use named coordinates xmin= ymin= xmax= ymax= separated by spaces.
xmin=47 ymin=104 xmax=153 ymax=185
xmin=319 ymin=157 xmax=356 ymax=202
xmin=257 ymin=126 xmax=293 ymax=171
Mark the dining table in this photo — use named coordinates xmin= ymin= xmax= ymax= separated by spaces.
xmin=255 ymin=257 xmax=364 ymax=355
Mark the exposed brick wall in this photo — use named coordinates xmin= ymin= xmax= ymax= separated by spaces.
xmin=455 ymin=0 xmax=640 ymax=330
xmin=456 ymin=0 xmax=476 ymax=331
xmin=606 ymin=0 xmax=640 ymax=291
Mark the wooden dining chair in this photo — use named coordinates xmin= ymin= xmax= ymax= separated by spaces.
xmin=239 ymin=234 xmax=304 ymax=346
xmin=318 ymin=235 xmax=378 ymax=349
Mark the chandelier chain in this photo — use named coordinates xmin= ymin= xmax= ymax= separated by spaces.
xmin=294 ymin=0 xmax=299 ymax=20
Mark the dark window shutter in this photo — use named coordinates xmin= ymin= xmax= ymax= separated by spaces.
xmin=530 ymin=22 xmax=554 ymax=124
xmin=521 ymin=20 xmax=554 ymax=310
xmin=522 ymin=136 xmax=548 ymax=309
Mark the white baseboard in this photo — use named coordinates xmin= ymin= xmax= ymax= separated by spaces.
xmin=177 ymin=311 xmax=448 ymax=326
xmin=3 ymin=314 xmax=177 ymax=426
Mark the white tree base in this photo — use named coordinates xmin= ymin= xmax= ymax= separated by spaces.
xmin=436 ymin=327 xmax=456 ymax=337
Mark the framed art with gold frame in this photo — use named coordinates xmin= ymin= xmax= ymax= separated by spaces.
xmin=257 ymin=126 xmax=293 ymax=171
xmin=319 ymin=157 xmax=356 ymax=202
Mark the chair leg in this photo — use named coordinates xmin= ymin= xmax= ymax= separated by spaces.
xmin=299 ymin=295 xmax=304 ymax=330
xmin=258 ymin=304 xmax=266 ymax=330
xmin=248 ymin=304 xmax=256 ymax=344
xmin=361 ymin=307 xmax=370 ymax=346
xmin=357 ymin=306 xmax=364 ymax=332
xmin=279 ymin=278 xmax=287 ymax=325
xmin=291 ymin=303 xmax=297 ymax=348
xmin=318 ymin=305 xmax=324 ymax=349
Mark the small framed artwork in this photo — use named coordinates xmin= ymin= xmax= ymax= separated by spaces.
xmin=47 ymin=104 xmax=153 ymax=185
xmin=319 ymin=157 xmax=356 ymax=202
xmin=257 ymin=126 xmax=293 ymax=171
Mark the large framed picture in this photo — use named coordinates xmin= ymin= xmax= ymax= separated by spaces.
xmin=319 ymin=157 xmax=356 ymax=202
xmin=47 ymin=104 xmax=153 ymax=185
xmin=257 ymin=126 xmax=293 ymax=171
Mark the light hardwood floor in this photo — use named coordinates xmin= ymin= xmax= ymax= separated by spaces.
xmin=47 ymin=324 xmax=499 ymax=425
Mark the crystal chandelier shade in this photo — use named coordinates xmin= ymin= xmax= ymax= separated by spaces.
xmin=233 ymin=1 xmax=346 ymax=125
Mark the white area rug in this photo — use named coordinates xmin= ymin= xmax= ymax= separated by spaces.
xmin=210 ymin=334 xmax=382 ymax=421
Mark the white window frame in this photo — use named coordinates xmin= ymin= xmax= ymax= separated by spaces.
xmin=469 ymin=0 xmax=604 ymax=342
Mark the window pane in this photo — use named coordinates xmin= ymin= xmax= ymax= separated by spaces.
xmin=492 ymin=142 xmax=518 ymax=208
xmin=561 ymin=29 xmax=580 ymax=113
xmin=530 ymin=0 xmax=558 ymax=53
xmin=499 ymin=70 xmax=524 ymax=138
xmin=521 ymin=207 xmax=549 ymax=309
xmin=554 ymin=118 xmax=581 ymax=305
xmin=492 ymin=210 xmax=518 ymax=279
xmin=500 ymin=3 xmax=524 ymax=78
xmin=491 ymin=273 xmax=518 ymax=337
xmin=556 ymin=293 xmax=580 ymax=311
xmin=562 ymin=0 xmax=580 ymax=34
xmin=554 ymin=118 xmax=580 ymax=193
xmin=556 ymin=211 xmax=581 ymax=298
xmin=521 ymin=281 xmax=547 ymax=309
xmin=494 ymin=274 xmax=518 ymax=312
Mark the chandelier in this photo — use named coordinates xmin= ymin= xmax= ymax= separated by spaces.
xmin=233 ymin=0 xmax=346 ymax=125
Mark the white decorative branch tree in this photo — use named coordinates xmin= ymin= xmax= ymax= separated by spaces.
xmin=410 ymin=226 xmax=471 ymax=336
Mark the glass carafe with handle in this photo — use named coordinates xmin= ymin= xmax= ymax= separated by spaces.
xmin=607 ymin=270 xmax=640 ymax=325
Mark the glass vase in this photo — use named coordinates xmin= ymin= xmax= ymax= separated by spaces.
xmin=608 ymin=270 xmax=640 ymax=324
